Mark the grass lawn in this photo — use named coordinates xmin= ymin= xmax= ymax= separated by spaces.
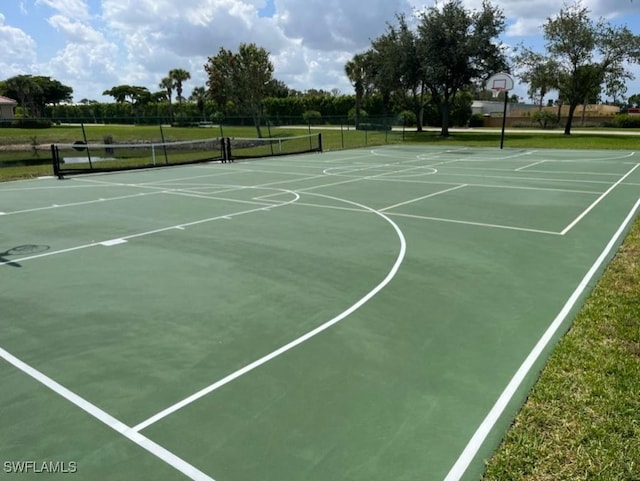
xmin=1 ymin=125 xmax=639 ymax=479
xmin=483 ymin=220 xmax=640 ymax=481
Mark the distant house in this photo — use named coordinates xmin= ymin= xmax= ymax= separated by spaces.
xmin=0 ymin=96 xmax=17 ymax=121
xmin=471 ymin=100 xmax=514 ymax=117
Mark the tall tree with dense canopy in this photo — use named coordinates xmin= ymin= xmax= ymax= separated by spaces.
xmin=513 ymin=51 xmax=561 ymax=110
xmin=416 ymin=0 xmax=507 ymax=136
xmin=204 ymin=43 xmax=274 ymax=137
xmin=2 ymin=75 xmax=72 ymax=117
xmin=519 ymin=1 xmax=640 ymax=134
xmin=367 ymin=14 xmax=427 ymax=130
xmin=102 ymin=85 xmax=152 ymax=118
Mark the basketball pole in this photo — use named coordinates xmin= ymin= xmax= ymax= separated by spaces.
xmin=500 ymin=90 xmax=508 ymax=150
xmin=487 ymin=72 xmax=514 ymax=151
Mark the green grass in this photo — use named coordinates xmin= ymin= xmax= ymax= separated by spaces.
xmin=1 ymin=125 xmax=640 ymax=479
xmin=483 ymin=220 xmax=640 ymax=480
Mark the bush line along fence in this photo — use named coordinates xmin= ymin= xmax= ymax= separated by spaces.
xmin=0 ymin=114 xmax=404 ymax=129
xmin=4 ymin=111 xmax=640 ymax=132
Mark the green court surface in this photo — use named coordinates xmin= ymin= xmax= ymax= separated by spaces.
xmin=1 ymin=145 xmax=639 ymax=480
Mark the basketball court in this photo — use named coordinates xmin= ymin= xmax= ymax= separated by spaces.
xmin=1 ymin=144 xmax=639 ymax=480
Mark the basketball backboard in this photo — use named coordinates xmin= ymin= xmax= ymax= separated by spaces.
xmin=486 ymin=72 xmax=515 ymax=97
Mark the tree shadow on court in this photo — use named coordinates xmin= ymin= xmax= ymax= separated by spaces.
xmin=0 ymin=245 xmax=50 ymax=268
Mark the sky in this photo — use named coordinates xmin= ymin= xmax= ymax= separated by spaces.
xmin=1 ymin=0 xmax=639 ymax=104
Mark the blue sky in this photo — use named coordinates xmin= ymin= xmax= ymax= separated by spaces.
xmin=1 ymin=0 xmax=639 ymax=104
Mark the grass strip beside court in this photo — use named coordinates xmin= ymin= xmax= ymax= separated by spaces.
xmin=483 ymin=215 xmax=640 ymax=480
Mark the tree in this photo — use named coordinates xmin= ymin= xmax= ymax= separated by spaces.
xmin=102 ymin=85 xmax=152 ymax=119
xmin=169 ymin=68 xmax=191 ymax=105
xmin=204 ymin=43 xmax=274 ymax=137
xmin=416 ymin=0 xmax=507 ymax=136
xmin=603 ymin=69 xmax=629 ymax=106
xmin=513 ymin=51 xmax=560 ymax=109
xmin=2 ymin=75 xmax=72 ymax=117
xmin=368 ymin=14 xmax=428 ymax=130
xmin=189 ymin=86 xmax=208 ymax=119
xmin=159 ymin=76 xmax=174 ymax=119
xmin=264 ymin=79 xmax=290 ymax=98
xmin=628 ymin=93 xmax=640 ymax=108
xmin=344 ymin=52 xmax=370 ymax=128
xmin=540 ymin=1 xmax=640 ymax=134
xmin=4 ymin=75 xmax=42 ymax=117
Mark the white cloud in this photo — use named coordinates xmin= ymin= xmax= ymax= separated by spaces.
xmin=1 ymin=0 xmax=639 ymax=102
xmin=35 ymin=0 xmax=91 ymax=20
xmin=276 ymin=0 xmax=412 ymax=51
xmin=48 ymin=14 xmax=105 ymax=43
xmin=0 ymin=13 xmax=38 ymax=73
xmin=506 ymin=17 xmax=545 ymax=37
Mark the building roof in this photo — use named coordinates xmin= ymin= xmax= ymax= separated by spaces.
xmin=0 ymin=96 xmax=17 ymax=105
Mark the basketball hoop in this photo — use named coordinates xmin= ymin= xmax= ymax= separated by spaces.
xmin=486 ymin=72 xmax=514 ymax=99
xmin=485 ymin=72 xmax=515 ymax=150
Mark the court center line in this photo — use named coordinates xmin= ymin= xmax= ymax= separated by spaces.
xmin=443 ymin=196 xmax=640 ymax=481
xmin=379 ymin=184 xmax=467 ymax=212
xmin=131 ymin=192 xmax=407 ymax=433
xmin=560 ymin=163 xmax=640 ymax=235
xmin=0 ymin=347 xmax=214 ymax=481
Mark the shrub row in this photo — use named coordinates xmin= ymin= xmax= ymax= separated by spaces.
xmin=0 ymin=119 xmax=53 ymax=129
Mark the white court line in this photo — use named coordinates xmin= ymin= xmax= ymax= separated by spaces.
xmin=560 ymin=163 xmax=640 ymax=235
xmin=0 ymin=191 xmax=162 ymax=216
xmin=191 ymin=172 xmax=328 ymax=196
xmin=100 ymin=238 xmax=127 ymax=246
xmin=443 ymin=196 xmax=640 ymax=481
xmin=437 ymin=171 xmax=616 ymax=185
xmin=131 ymin=192 xmax=407 ymax=433
xmin=515 ymin=159 xmax=547 ymax=172
xmin=162 ymin=190 xmax=282 ymax=208
xmin=0 ymin=347 xmax=214 ymax=481
xmin=379 ymin=185 xmax=468 ymax=212
xmin=369 ymin=176 xmax=603 ymax=195
xmin=1 ymin=191 xmax=300 ymax=267
xmin=387 ymin=211 xmax=561 ymax=235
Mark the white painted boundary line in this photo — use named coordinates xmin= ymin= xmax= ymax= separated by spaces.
xmin=387 ymin=211 xmax=561 ymax=236
xmin=443 ymin=196 xmax=640 ymax=481
xmin=379 ymin=185 xmax=468 ymax=212
xmin=0 ymin=191 xmax=162 ymax=216
xmin=515 ymin=159 xmax=547 ymax=172
xmin=0 ymin=347 xmax=214 ymax=481
xmin=438 ymin=171 xmax=616 ymax=186
xmin=370 ymin=177 xmax=603 ymax=195
xmin=561 ymin=163 xmax=640 ymax=235
xmin=131 ymin=192 xmax=407 ymax=433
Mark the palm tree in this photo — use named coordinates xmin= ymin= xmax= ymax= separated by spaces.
xmin=159 ymin=76 xmax=174 ymax=120
xmin=189 ymin=86 xmax=208 ymax=120
xmin=169 ymin=68 xmax=191 ymax=105
xmin=344 ymin=53 xmax=368 ymax=128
